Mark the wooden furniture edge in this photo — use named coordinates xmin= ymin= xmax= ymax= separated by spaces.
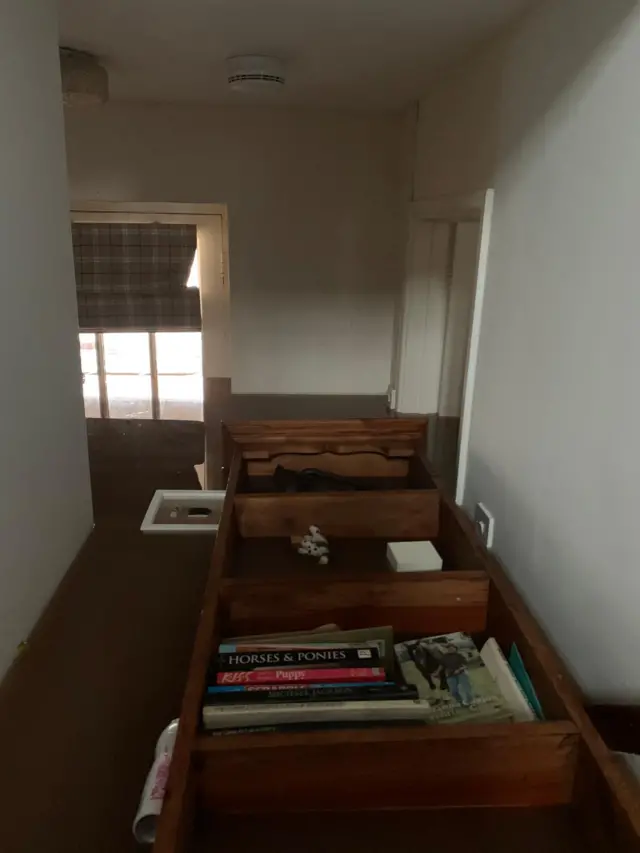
xmin=221 ymin=570 xmax=488 ymax=589
xmin=194 ymin=719 xmax=578 ymax=752
xmin=220 ymin=572 xmax=489 ymax=636
xmin=224 ymin=418 xmax=428 ymax=440
xmin=195 ymin=720 xmax=579 ymax=812
xmin=233 ymin=490 xmax=440 ymax=539
xmin=153 ymin=451 xmax=242 ymax=853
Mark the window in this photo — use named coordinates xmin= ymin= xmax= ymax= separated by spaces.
xmin=156 ymin=332 xmax=203 ymax=420
xmin=104 ymin=332 xmax=153 ymax=419
xmin=79 ymin=331 xmax=203 ymax=421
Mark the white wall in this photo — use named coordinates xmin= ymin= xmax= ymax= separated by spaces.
xmin=414 ymin=0 xmax=640 ymax=701
xmin=0 ymin=3 xmax=92 ymax=678
xmin=64 ymin=104 xmax=407 ymax=394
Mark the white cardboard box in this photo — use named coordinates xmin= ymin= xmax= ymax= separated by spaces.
xmin=387 ymin=540 xmax=443 ymax=572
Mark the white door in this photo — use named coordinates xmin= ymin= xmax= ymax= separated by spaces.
xmin=438 ymin=222 xmax=481 ymax=419
xmin=395 ymin=219 xmax=453 ymax=414
xmin=393 ymin=190 xmax=494 ymax=505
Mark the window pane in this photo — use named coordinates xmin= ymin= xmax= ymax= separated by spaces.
xmin=106 ymin=374 xmax=152 ymax=419
xmin=155 ymin=332 xmax=202 ymax=375
xmin=158 ymin=375 xmax=203 ymax=421
xmin=79 ymin=333 xmax=98 ymax=374
xmin=83 ymin=374 xmax=101 ymax=418
xmin=79 ymin=333 xmax=100 ymax=418
xmin=103 ymin=332 xmax=150 ymax=374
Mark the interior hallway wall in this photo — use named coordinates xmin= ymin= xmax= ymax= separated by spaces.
xmin=0 ymin=1 xmax=92 ymax=680
xmin=65 ymin=104 xmax=408 ymax=394
xmin=413 ymin=0 xmax=640 ymax=700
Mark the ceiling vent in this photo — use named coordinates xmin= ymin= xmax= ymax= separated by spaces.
xmin=60 ymin=47 xmax=109 ymax=107
xmin=226 ymin=55 xmax=285 ymax=94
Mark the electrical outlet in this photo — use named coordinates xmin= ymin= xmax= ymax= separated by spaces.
xmin=387 ymin=385 xmax=397 ymax=410
xmin=474 ymin=502 xmax=495 ymax=548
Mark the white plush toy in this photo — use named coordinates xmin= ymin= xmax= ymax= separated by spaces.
xmin=297 ymin=525 xmax=330 ymax=565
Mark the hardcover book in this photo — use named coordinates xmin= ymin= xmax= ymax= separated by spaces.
xmin=394 ymin=632 xmax=513 ymax=724
xmin=216 ymin=645 xmax=381 ymax=671
xmin=223 ymin=626 xmax=394 ymax=669
xmin=480 ymin=637 xmax=536 ymax=722
xmin=508 ymin=643 xmax=544 ymax=720
xmin=216 ymin=667 xmax=386 ymax=685
xmin=207 ymin=719 xmax=426 ymax=736
xmin=202 ymin=698 xmax=430 ymax=730
xmin=204 ymin=682 xmax=418 ymax=705
xmin=208 ymin=681 xmax=389 ymax=693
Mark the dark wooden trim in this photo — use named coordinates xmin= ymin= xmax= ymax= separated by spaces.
xmin=154 ymin=451 xmax=242 ymax=853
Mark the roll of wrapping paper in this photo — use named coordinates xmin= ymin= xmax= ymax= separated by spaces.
xmin=132 ymin=719 xmax=179 ymax=844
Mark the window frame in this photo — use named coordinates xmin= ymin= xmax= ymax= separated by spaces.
xmin=81 ymin=331 xmax=203 ymax=421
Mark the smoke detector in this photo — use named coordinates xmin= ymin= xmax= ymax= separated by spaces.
xmin=60 ymin=48 xmax=109 ymax=106
xmin=226 ymin=55 xmax=285 ymax=94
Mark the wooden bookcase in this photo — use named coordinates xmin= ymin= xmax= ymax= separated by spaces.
xmin=153 ymin=419 xmax=640 ymax=853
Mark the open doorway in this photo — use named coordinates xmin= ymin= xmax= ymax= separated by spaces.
xmin=393 ymin=191 xmax=494 ymax=503
xmin=72 ymin=217 xmax=204 ymax=421
xmin=71 ymin=202 xmax=228 ymax=490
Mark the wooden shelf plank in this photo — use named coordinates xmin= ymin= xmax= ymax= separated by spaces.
xmin=225 ymin=418 xmax=428 ymax=447
xmin=235 ymin=490 xmax=440 ymax=539
xmin=195 ymin=720 xmax=578 ymax=752
xmin=220 ymin=572 xmax=489 ymax=636
xmin=153 ymin=452 xmax=242 ymax=853
xmin=194 ymin=721 xmax=579 ymax=812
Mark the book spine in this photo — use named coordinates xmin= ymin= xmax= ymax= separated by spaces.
xmin=217 ymin=643 xmax=360 ymax=653
xmin=216 ymin=667 xmax=385 ymax=685
xmin=204 ymin=684 xmax=418 ymax=705
xmin=208 ymin=681 xmax=391 ymax=693
xmin=217 ymin=646 xmax=380 ymax=671
xmin=207 ymin=719 xmax=426 ymax=736
xmin=201 ymin=698 xmax=429 ymax=730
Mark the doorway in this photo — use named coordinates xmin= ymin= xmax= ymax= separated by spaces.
xmin=393 ymin=190 xmax=494 ymax=503
xmin=71 ymin=202 xmax=228 ymax=490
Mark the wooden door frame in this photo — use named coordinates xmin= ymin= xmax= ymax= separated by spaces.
xmin=393 ymin=189 xmax=495 ymax=505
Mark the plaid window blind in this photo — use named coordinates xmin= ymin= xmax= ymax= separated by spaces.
xmin=72 ymin=223 xmax=201 ymax=332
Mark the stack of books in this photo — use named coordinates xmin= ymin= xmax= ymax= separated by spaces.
xmin=201 ymin=627 xmax=542 ymax=733
xmin=202 ymin=626 xmax=426 ymax=733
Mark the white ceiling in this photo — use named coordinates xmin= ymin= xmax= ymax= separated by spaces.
xmin=58 ymin=0 xmax=530 ymax=110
